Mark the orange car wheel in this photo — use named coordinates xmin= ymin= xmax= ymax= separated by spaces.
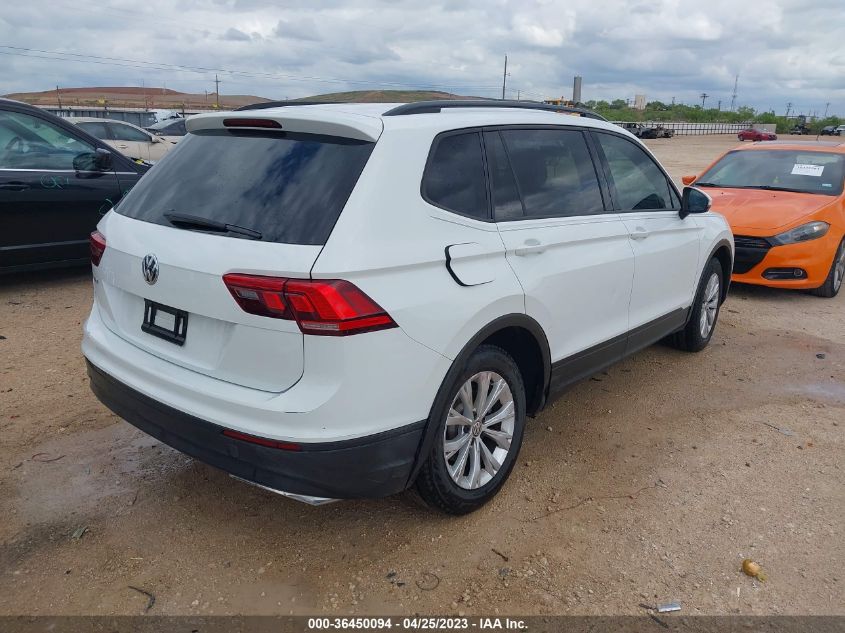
xmin=810 ymin=238 xmax=845 ymax=298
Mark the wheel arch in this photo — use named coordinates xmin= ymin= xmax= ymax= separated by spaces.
xmin=406 ymin=314 xmax=551 ymax=487
xmin=707 ymin=239 xmax=734 ymax=303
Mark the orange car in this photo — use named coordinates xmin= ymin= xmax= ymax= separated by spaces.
xmin=683 ymin=140 xmax=845 ymax=297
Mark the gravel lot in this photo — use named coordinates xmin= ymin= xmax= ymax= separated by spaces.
xmin=1 ymin=134 xmax=842 ymax=616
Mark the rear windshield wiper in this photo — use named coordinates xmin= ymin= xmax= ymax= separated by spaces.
xmin=163 ymin=211 xmax=262 ymax=240
xmin=691 ymin=182 xmax=719 ymax=187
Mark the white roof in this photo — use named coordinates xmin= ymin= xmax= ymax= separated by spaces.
xmin=186 ymin=102 xmax=627 ymax=143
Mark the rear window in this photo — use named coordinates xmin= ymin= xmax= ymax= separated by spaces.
xmin=115 ymin=129 xmax=375 ymax=245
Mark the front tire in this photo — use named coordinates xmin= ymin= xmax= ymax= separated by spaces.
xmin=810 ymin=238 xmax=845 ymax=298
xmin=415 ymin=345 xmax=526 ymax=515
xmin=672 ymin=258 xmax=724 ymax=352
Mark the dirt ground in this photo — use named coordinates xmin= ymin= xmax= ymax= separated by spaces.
xmin=0 ymin=134 xmax=842 ymax=617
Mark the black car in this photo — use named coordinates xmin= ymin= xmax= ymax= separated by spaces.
xmin=820 ymin=126 xmax=837 ymax=136
xmin=145 ymin=117 xmax=187 ymax=137
xmin=0 ymin=98 xmax=148 ymax=273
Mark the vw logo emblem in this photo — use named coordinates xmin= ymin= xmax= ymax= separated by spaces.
xmin=141 ymin=254 xmax=159 ymax=285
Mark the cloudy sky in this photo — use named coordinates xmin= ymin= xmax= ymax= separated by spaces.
xmin=1 ymin=0 xmax=843 ymax=116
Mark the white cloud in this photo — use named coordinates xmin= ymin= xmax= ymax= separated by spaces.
xmin=0 ymin=0 xmax=841 ymax=115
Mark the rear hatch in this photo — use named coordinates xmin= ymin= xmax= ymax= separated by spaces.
xmin=93 ymin=110 xmax=380 ymax=392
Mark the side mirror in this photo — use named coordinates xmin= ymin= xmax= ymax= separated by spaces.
xmin=73 ymin=147 xmax=113 ymax=172
xmin=681 ymin=175 xmax=696 ymax=186
xmin=680 ymin=186 xmax=711 ymax=219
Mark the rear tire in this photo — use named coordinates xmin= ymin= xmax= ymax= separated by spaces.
xmin=415 ymin=345 xmax=526 ymax=515
xmin=810 ymin=238 xmax=845 ymax=298
xmin=672 ymin=258 xmax=724 ymax=352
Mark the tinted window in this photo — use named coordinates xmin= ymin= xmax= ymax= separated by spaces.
xmin=0 ymin=111 xmax=94 ymax=170
xmin=595 ymin=133 xmax=675 ymax=210
xmin=109 ymin=123 xmax=150 ymax=142
xmin=77 ymin=121 xmax=110 ymax=140
xmin=115 ymin=130 xmax=374 ymax=246
xmin=499 ymin=129 xmax=604 ymax=218
xmin=484 ymin=131 xmax=523 ymax=221
xmin=423 ymin=132 xmax=488 ymax=219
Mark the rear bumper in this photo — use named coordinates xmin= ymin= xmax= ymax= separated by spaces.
xmin=87 ymin=360 xmax=425 ymax=499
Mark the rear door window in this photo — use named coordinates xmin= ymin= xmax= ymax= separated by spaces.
xmin=483 ymin=131 xmax=524 ymax=221
xmin=108 ymin=123 xmax=151 ymax=142
xmin=422 ymin=131 xmax=489 ymax=220
xmin=76 ymin=121 xmax=111 ymax=140
xmin=114 ymin=129 xmax=375 ymax=246
xmin=498 ymin=128 xmax=605 ymax=218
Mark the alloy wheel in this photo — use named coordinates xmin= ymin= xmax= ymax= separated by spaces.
xmin=443 ymin=371 xmax=515 ymax=490
xmin=699 ymin=272 xmax=720 ymax=339
xmin=834 ymin=245 xmax=845 ymax=293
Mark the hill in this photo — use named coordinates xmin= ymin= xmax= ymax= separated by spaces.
xmin=2 ymin=87 xmax=270 ymax=110
xmin=296 ymin=90 xmax=483 ymax=103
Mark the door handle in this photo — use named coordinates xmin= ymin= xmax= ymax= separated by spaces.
xmin=116 ymin=144 xmax=128 ymax=149
xmin=0 ymin=182 xmax=30 ymax=191
xmin=630 ymin=227 xmax=650 ymax=240
xmin=514 ymin=238 xmax=546 ymax=256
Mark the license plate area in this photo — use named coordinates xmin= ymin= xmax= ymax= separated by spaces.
xmin=142 ymin=299 xmax=188 ymax=346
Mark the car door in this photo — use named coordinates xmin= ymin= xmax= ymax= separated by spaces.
xmin=489 ymin=127 xmax=635 ymax=394
xmin=0 ymin=108 xmax=126 ymax=269
xmin=591 ymin=130 xmax=702 ymax=351
xmin=107 ymin=122 xmax=155 ymax=162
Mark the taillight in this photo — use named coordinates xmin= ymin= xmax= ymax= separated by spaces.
xmin=90 ymin=231 xmax=106 ymax=266
xmin=223 ymin=274 xmax=397 ymax=336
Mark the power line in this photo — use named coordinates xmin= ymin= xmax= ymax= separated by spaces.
xmin=0 ymin=46 xmax=502 ymax=93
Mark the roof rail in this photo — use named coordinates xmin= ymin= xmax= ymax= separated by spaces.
xmin=236 ymin=100 xmax=341 ymax=111
xmin=382 ymin=100 xmax=607 ymax=121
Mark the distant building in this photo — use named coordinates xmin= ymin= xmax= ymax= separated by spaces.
xmin=634 ymin=94 xmax=646 ymax=110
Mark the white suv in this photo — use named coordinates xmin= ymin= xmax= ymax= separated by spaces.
xmin=82 ymin=101 xmax=733 ymax=514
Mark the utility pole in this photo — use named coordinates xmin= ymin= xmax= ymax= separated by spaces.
xmin=517 ymin=90 xmax=520 ymax=101
xmin=55 ymin=85 xmax=61 ymax=111
xmin=785 ymin=102 xmax=793 ymax=118
xmin=717 ymin=99 xmax=722 ymax=111
xmin=214 ymin=74 xmax=221 ymax=108
xmin=671 ymin=96 xmax=675 ymax=106
xmin=730 ymin=74 xmax=739 ymax=111
xmin=700 ymin=93 xmax=709 ymax=107
xmin=824 ymin=102 xmax=830 ymax=118
xmin=501 ymin=56 xmax=508 ymax=100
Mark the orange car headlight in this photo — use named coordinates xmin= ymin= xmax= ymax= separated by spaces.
xmin=771 ymin=221 xmax=829 ymax=246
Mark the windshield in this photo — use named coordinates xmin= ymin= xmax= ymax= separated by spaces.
xmin=697 ymin=149 xmax=844 ymax=196
xmin=115 ymin=129 xmax=375 ymax=245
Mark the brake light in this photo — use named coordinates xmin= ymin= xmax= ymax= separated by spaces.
xmin=223 ymin=429 xmax=301 ymax=451
xmin=223 ymin=274 xmax=397 ymax=336
xmin=90 ymin=231 xmax=106 ymax=266
xmin=222 ymin=118 xmax=282 ymax=129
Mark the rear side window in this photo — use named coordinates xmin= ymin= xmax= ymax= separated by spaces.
xmin=422 ymin=132 xmax=488 ymax=219
xmin=594 ymin=133 xmax=676 ymax=210
xmin=77 ymin=121 xmax=110 ymax=140
xmin=115 ymin=130 xmax=375 ymax=246
xmin=499 ymin=129 xmax=604 ymax=218
xmin=109 ymin=123 xmax=150 ymax=142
